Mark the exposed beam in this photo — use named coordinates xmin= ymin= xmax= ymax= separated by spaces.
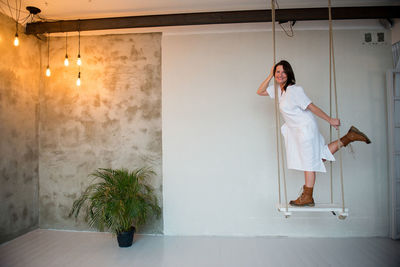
xmin=26 ymin=6 xmax=400 ymax=35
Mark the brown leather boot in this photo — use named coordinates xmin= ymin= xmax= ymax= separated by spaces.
xmin=340 ymin=126 xmax=371 ymax=147
xmin=289 ymin=185 xmax=315 ymax=207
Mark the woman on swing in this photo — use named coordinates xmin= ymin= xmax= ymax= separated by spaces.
xmin=257 ymin=60 xmax=371 ymax=206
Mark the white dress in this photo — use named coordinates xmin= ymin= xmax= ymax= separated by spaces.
xmin=267 ymin=84 xmax=335 ymax=172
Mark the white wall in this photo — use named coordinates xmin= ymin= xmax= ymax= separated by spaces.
xmin=162 ymin=27 xmax=392 ymax=237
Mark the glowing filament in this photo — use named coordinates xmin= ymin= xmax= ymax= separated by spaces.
xmin=46 ymin=66 xmax=51 ymax=77
xmin=14 ymin=34 xmax=19 ymax=46
xmin=76 ymin=72 xmax=81 ymax=86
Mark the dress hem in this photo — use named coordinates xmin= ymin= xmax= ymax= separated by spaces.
xmin=287 ymin=166 xmax=327 ymax=173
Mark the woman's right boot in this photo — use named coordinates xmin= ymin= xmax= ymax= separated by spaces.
xmin=289 ymin=185 xmax=315 ymax=207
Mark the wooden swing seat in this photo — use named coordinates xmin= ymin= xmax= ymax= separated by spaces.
xmin=276 ymin=203 xmax=349 ymax=219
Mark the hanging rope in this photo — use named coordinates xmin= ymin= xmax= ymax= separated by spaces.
xmin=271 ymin=0 xmax=289 ymax=213
xmin=329 ymin=2 xmax=334 ymax=204
xmin=328 ymin=0 xmax=346 ymax=213
xmin=271 ymin=0 xmax=281 ymax=205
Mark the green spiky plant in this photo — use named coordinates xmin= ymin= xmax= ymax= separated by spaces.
xmin=69 ymin=167 xmax=161 ymax=235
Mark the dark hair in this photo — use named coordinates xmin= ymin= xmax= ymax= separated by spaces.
xmin=273 ymin=60 xmax=296 ymax=91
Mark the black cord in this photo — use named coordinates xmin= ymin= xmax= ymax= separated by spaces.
xmin=47 ymin=33 xmax=50 ymax=66
xmin=65 ymin=32 xmax=68 ymax=56
xmin=78 ymin=30 xmax=80 ymax=55
xmin=19 ymin=13 xmax=31 ymax=24
xmin=279 ymin=21 xmax=294 ymax=37
xmin=273 ymin=0 xmax=294 ymax=38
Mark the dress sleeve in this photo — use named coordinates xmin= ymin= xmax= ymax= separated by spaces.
xmin=266 ymin=84 xmax=275 ymax=99
xmin=294 ymin=86 xmax=312 ymax=110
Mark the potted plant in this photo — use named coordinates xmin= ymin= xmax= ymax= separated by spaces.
xmin=69 ymin=167 xmax=161 ymax=247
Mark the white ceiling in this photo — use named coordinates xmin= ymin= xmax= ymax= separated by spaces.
xmin=1 ymin=0 xmax=399 ymax=21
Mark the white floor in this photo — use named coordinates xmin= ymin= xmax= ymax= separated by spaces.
xmin=0 ymin=230 xmax=399 ymax=267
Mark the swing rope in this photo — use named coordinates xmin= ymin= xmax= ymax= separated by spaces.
xmin=329 ymin=0 xmax=333 ymax=204
xmin=271 ymin=0 xmax=289 ymax=212
xmin=271 ymin=0 xmax=280 ymax=204
xmin=328 ymin=0 xmax=346 ymax=213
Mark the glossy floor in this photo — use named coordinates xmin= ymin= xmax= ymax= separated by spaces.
xmin=1 ymin=230 xmax=399 ymax=267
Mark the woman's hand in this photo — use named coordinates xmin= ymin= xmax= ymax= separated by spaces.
xmin=257 ymin=65 xmax=275 ymax=96
xmin=268 ymin=66 xmax=275 ymax=78
xmin=329 ymin=118 xmax=341 ymax=129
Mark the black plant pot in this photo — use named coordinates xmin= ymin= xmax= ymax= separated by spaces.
xmin=117 ymin=226 xmax=136 ymax=247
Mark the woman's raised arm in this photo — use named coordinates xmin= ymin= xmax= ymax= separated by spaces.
xmin=257 ymin=66 xmax=274 ymax=96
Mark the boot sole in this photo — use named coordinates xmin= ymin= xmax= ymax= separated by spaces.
xmin=289 ymin=203 xmax=315 ymax=207
xmin=350 ymin=126 xmax=371 ymax=144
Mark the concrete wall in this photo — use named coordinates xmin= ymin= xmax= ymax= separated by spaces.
xmin=163 ymin=29 xmax=392 ymax=237
xmin=39 ymin=33 xmax=163 ymax=233
xmin=0 ymin=14 xmax=40 ymax=243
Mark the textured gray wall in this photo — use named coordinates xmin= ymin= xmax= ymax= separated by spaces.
xmin=39 ymin=33 xmax=163 ymax=233
xmin=0 ymin=14 xmax=40 ymax=243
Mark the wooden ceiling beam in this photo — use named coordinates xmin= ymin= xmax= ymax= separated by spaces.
xmin=25 ymin=6 xmax=400 ymax=34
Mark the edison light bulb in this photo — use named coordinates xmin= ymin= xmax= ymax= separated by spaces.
xmin=64 ymin=55 xmax=69 ymax=66
xmin=46 ymin=66 xmax=51 ymax=77
xmin=14 ymin=33 xmax=19 ymax=46
xmin=77 ymin=54 xmax=81 ymax=66
xmin=76 ymin=72 xmax=81 ymax=86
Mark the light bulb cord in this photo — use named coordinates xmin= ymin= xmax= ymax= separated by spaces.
xmin=65 ymin=32 xmax=68 ymax=55
xmin=78 ymin=30 xmax=80 ymax=55
xmin=47 ymin=33 xmax=50 ymax=66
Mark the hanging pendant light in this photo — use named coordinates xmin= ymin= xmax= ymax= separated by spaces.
xmin=14 ymin=33 xmax=19 ymax=46
xmin=76 ymin=23 xmax=82 ymax=86
xmin=13 ymin=1 xmax=22 ymax=46
xmin=14 ymin=22 xmax=19 ymax=46
xmin=64 ymin=32 xmax=69 ymax=66
xmin=76 ymin=71 xmax=81 ymax=86
xmin=46 ymin=33 xmax=51 ymax=77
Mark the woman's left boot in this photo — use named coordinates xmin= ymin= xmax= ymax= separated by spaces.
xmin=289 ymin=185 xmax=315 ymax=207
xmin=340 ymin=126 xmax=371 ymax=147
